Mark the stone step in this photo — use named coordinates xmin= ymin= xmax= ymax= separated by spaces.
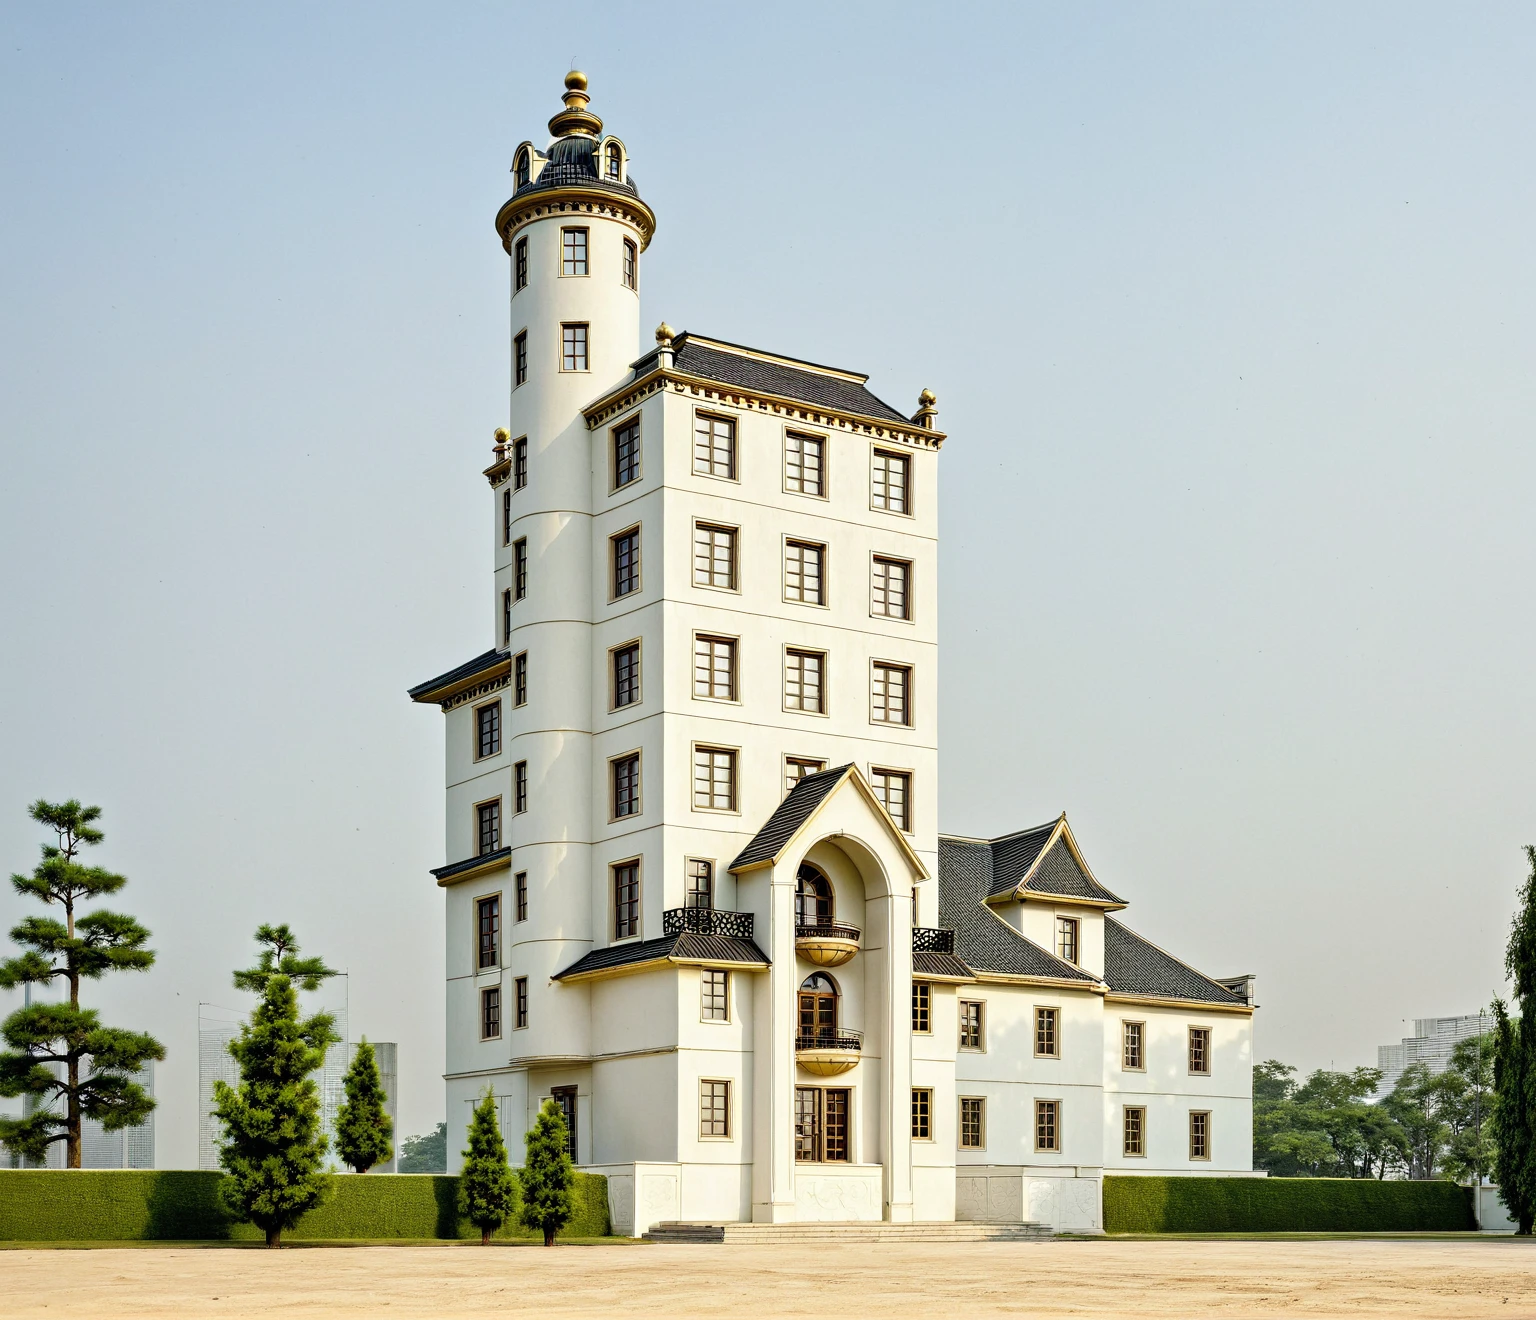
xmin=643 ymin=1220 xmax=1052 ymax=1244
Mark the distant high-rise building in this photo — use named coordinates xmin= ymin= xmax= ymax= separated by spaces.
xmin=82 ymin=1061 xmax=155 ymax=1168
xmin=1377 ymin=1013 xmax=1493 ymax=1095
xmin=350 ymin=1040 xmax=400 ymax=1173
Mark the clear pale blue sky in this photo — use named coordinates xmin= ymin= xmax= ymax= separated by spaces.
xmin=2 ymin=3 xmax=1533 ymax=1166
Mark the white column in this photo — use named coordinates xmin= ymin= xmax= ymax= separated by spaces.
xmin=751 ymin=865 xmax=798 ymax=1222
xmin=877 ymin=889 xmax=914 ymax=1222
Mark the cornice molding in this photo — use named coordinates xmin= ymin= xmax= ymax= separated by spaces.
xmin=495 ymin=188 xmax=657 ymax=253
xmin=483 ymin=457 xmax=512 ymax=488
xmin=440 ymin=671 xmax=509 ymax=713
xmin=583 ymin=369 xmax=947 ymax=453
xmin=1103 ymin=991 xmax=1254 ymax=1016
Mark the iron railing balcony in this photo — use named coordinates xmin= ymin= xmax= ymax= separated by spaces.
xmin=913 ymin=927 xmax=956 ymax=954
xmin=662 ymin=907 xmax=755 ymax=939
xmin=794 ymin=1027 xmax=863 ymax=1053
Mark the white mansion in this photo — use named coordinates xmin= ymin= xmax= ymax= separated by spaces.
xmin=409 ymin=73 xmax=1256 ymax=1236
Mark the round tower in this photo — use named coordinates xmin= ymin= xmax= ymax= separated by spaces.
xmin=489 ymin=73 xmax=656 ymax=1075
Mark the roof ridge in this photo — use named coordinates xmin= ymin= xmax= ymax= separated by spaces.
xmin=674 ymin=332 xmax=870 ymax=384
xmin=1105 ymin=915 xmax=1245 ymax=1003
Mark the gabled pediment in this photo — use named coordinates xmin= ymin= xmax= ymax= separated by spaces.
xmin=986 ymin=815 xmax=1125 ymax=910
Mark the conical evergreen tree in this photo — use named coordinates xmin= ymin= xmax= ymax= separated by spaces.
xmin=335 ymin=1038 xmax=393 ymax=1173
xmin=1494 ymin=845 xmax=1536 ymax=1234
xmin=213 ymin=932 xmax=337 ymax=1248
xmin=458 ymin=1089 xmax=515 ymax=1244
xmin=519 ymin=1097 xmax=574 ymax=1247
xmin=0 ymin=799 xmax=162 ymax=1168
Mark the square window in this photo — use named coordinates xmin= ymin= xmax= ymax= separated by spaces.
xmin=911 ymin=1087 xmax=932 ymax=1140
xmin=562 ymin=322 xmax=588 ymax=371
xmin=613 ymin=860 xmax=640 ymax=939
xmin=871 ymin=662 xmax=912 ymax=726
xmin=1188 ymin=1027 xmax=1211 ymax=1076
xmin=1035 ymin=1099 xmax=1061 ymax=1153
xmin=784 ymin=649 xmax=825 ymax=714
xmin=611 ymin=528 xmax=640 ymax=597
xmin=872 ymin=556 xmax=911 ymax=620
xmin=700 ymin=1079 xmax=730 ymax=1137
xmin=612 ymin=418 xmax=641 ymax=488
xmin=561 ymin=227 xmax=588 ymax=276
xmin=694 ymin=413 xmax=736 ymax=479
xmin=701 ymin=969 xmax=729 ymax=1021
xmin=476 ymin=701 xmax=501 ymax=759
xmin=959 ymin=999 xmax=985 ymax=1051
xmin=513 ymin=436 xmax=528 ymax=490
xmin=477 ymin=800 xmax=501 ymax=855
xmin=612 ymin=642 xmax=641 ymax=708
xmin=514 ymin=237 xmax=528 ymax=292
xmin=694 ymin=634 xmax=737 ymax=701
xmin=514 ymin=331 xmax=528 ymax=386
xmin=686 ymin=858 xmax=714 ymax=910
xmin=784 ymin=540 xmax=825 ymax=605
xmin=514 ymin=976 xmax=528 ymax=1029
xmin=1035 ymin=1006 xmax=1059 ymax=1059
xmin=514 ymin=760 xmax=528 ymax=814
xmin=785 ymin=431 xmax=825 ymax=496
xmin=959 ymin=1096 xmax=985 ymax=1149
xmin=871 ymin=768 xmax=911 ymax=832
xmin=1122 ymin=1021 xmax=1144 ymax=1071
xmin=1123 ymin=1106 xmax=1146 ymax=1158
xmin=1190 ymin=1109 xmax=1211 ymax=1160
xmin=480 ymin=985 xmax=501 ymax=1039
xmin=612 ymin=752 xmax=641 ymax=819
xmin=513 ymin=538 xmax=528 ymax=600
xmin=785 ymin=757 xmax=826 ymax=794
xmin=693 ymin=746 xmax=737 ymax=812
xmin=476 ymin=895 xmax=500 ymax=969
xmin=515 ymin=870 xmax=528 ymax=923
xmin=911 ymin=981 xmax=931 ymax=1034
xmin=1056 ymin=917 xmax=1079 ymax=965
xmin=693 ymin=522 xmax=737 ymax=590
xmin=872 ymin=448 xmax=911 ymax=514
xmin=513 ymin=652 xmax=528 ymax=707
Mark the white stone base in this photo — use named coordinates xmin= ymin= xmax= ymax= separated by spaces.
xmin=957 ymin=1165 xmax=1103 ymax=1234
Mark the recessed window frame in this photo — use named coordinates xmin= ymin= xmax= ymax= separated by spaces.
xmin=475 ymin=797 xmax=502 ymax=856
xmin=610 ymin=749 xmax=642 ymax=822
xmin=911 ymin=980 xmax=931 ymax=1034
xmin=783 ymin=537 xmax=827 ymax=607
xmin=513 ymin=652 xmax=528 ymax=707
xmin=480 ymin=984 xmax=501 ymax=1040
xmin=514 ymin=976 xmax=529 ymax=1030
xmin=560 ymin=226 xmax=589 ymax=277
xmin=911 ymin=1087 xmax=933 ymax=1141
xmin=513 ymin=236 xmax=528 ymax=292
xmin=612 ymin=857 xmax=641 ymax=941
xmin=1035 ymin=1098 xmax=1062 ymax=1154
xmin=501 ymin=489 xmax=512 ymax=546
xmin=700 ymin=968 xmax=729 ymax=1023
xmin=1123 ymin=1105 xmax=1147 ymax=1158
xmin=870 ymin=765 xmax=913 ymax=833
xmin=958 ymin=998 xmax=985 ymax=1052
xmin=1188 ymin=1026 xmax=1212 ymax=1077
xmin=871 ymin=554 xmax=913 ymax=623
xmin=514 ymin=330 xmax=528 ymax=387
xmin=959 ymin=1096 xmax=986 ymax=1151
xmin=692 ymin=520 xmax=739 ymax=593
xmin=501 ymin=588 xmax=512 ymax=646
xmin=1034 ymin=1005 xmax=1060 ymax=1059
xmin=621 ymin=237 xmax=637 ymax=291
xmin=1190 ymin=1109 xmax=1212 ymax=1161
xmin=512 ymin=436 xmax=528 ymax=490
xmin=870 ymin=660 xmax=914 ymax=728
xmin=1122 ymin=1020 xmax=1145 ymax=1072
xmin=475 ymin=893 xmax=501 ymax=970
xmin=692 ymin=410 xmax=738 ymax=482
xmin=699 ymin=1077 xmax=732 ymax=1139
xmin=870 ymin=445 xmax=913 ymax=517
xmin=610 ymin=524 xmax=641 ymax=600
xmin=561 ymin=321 xmax=589 ymax=372
xmin=611 ymin=414 xmax=642 ymax=491
xmin=474 ymin=700 xmax=502 ymax=761
xmin=513 ymin=538 xmax=528 ymax=601
xmin=693 ymin=632 xmax=739 ymax=704
xmin=685 ymin=858 xmax=715 ymax=911
xmin=784 ymin=756 xmax=827 ymax=795
xmin=783 ymin=646 xmax=827 ymax=716
xmin=784 ymin=428 xmax=828 ymax=499
xmin=609 ymin=639 xmax=642 ymax=711
xmin=794 ymin=1085 xmax=852 ymax=1164
xmin=515 ymin=870 xmax=528 ymax=923
xmin=691 ymin=743 xmax=739 ymax=815
xmin=1056 ymin=916 xmax=1080 ymax=966
xmin=513 ymin=760 xmax=528 ymax=814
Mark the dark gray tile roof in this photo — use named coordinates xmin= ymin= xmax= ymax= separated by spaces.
xmin=511 ymin=134 xmax=644 ymax=204
xmin=408 ymin=647 xmax=506 ymax=701
xmin=430 ymin=847 xmax=511 ymax=882
xmin=554 ymin=930 xmax=769 ymax=981
xmin=937 ymin=839 xmax=1097 ymax=983
xmin=1104 ymin=917 xmax=1247 ymax=1006
xmin=1019 ymin=837 xmax=1126 ymax=905
xmin=986 ymin=822 xmax=1057 ymax=898
xmin=912 ymin=950 xmax=975 ymax=981
xmin=729 ymin=765 xmax=852 ymax=871
xmin=636 ymin=335 xmax=910 ymax=426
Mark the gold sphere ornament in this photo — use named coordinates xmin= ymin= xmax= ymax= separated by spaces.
xmin=655 ymin=322 xmax=676 ymax=344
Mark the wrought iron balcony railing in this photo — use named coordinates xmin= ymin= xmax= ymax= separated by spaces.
xmin=663 ymin=907 xmax=755 ymax=939
xmin=794 ymin=1028 xmax=863 ymax=1052
xmin=913 ymin=927 xmax=955 ymax=954
xmin=794 ymin=921 xmax=861 ymax=943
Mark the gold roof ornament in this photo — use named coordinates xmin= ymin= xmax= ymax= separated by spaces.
xmin=913 ymin=388 xmax=939 ymax=430
xmin=548 ymin=69 xmax=603 ymax=139
xmin=655 ymin=322 xmax=675 ymax=346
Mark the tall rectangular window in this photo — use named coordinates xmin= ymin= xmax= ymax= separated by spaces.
xmin=1122 ymin=1020 xmax=1144 ymax=1071
xmin=561 ymin=227 xmax=588 ymax=275
xmin=513 ymin=652 xmax=528 ymax=707
xmin=784 ymin=540 xmax=825 ymax=604
xmin=871 ymin=768 xmax=910 ymax=831
xmin=513 ymin=538 xmax=528 ymax=600
xmin=515 ymin=976 xmax=529 ymax=1029
xmin=612 ymin=418 xmax=640 ymax=488
xmin=480 ymin=985 xmax=500 ymax=1039
xmin=785 ymin=757 xmax=826 ymax=794
xmin=514 ymin=331 xmax=527 ymax=386
xmin=611 ymin=527 xmax=640 ymax=597
xmin=784 ymin=649 xmax=825 ymax=714
xmin=1056 ymin=916 xmax=1079 ymax=965
xmin=959 ymin=1097 xmax=985 ymax=1150
xmin=551 ymin=1086 xmax=577 ymax=1160
xmin=872 ymin=448 xmax=911 ymax=513
xmin=1190 ymin=1110 xmax=1211 ymax=1160
xmin=513 ymin=760 xmax=528 ymax=814
xmin=502 ymin=489 xmax=512 ymax=545
xmin=872 ymin=556 xmax=911 ymax=620
xmin=794 ymin=1087 xmax=850 ymax=1163
xmin=700 ymin=1079 xmax=730 ymax=1137
xmin=513 ymin=435 xmax=528 ymax=490
xmin=693 ymin=635 xmax=737 ymax=701
xmin=501 ymin=589 xmax=512 ymax=646
xmin=562 ymin=322 xmax=588 ymax=371
xmin=476 ymin=895 xmax=500 ymax=969
xmin=612 ymin=752 xmax=641 ymax=819
xmin=911 ymin=981 xmax=931 ymax=1033
xmin=1188 ymin=1027 xmax=1211 ymax=1076
xmin=613 ymin=861 xmax=640 ymax=939
xmin=686 ymin=858 xmax=714 ymax=910
xmin=785 ymin=431 xmax=825 ymax=496
xmin=911 ymin=1088 xmax=933 ymax=1140
xmin=693 ymin=746 xmax=737 ymax=812
xmin=1035 ymin=1006 xmax=1060 ymax=1058
xmin=515 ymin=870 xmax=528 ymax=923
xmin=959 ymin=999 xmax=984 ymax=1051
xmin=476 ymin=701 xmax=501 ymax=759
xmin=477 ymin=800 xmax=501 ymax=855
xmin=693 ymin=522 xmax=737 ymax=589
xmin=514 ymin=237 xmax=528 ymax=291
xmin=1035 ymin=1099 xmax=1061 ymax=1153
xmin=701 ymin=969 xmax=728 ymax=1022
xmin=621 ymin=238 xmax=637 ymax=291
xmin=1123 ymin=1106 xmax=1146 ymax=1158
xmin=612 ymin=642 xmax=640 ymax=708
xmin=694 ymin=413 xmax=736 ymax=478
xmin=871 ymin=662 xmax=912 ymax=725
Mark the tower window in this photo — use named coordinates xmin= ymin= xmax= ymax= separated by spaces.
xmin=501 ymin=589 xmax=512 ymax=646
xmin=476 ymin=895 xmax=500 ymax=969
xmin=501 ymin=489 xmax=512 ymax=546
xmin=513 ymin=651 xmax=527 ymax=706
xmin=515 ymin=149 xmax=530 ymax=188
xmin=480 ymin=985 xmax=501 ymax=1039
xmin=871 ymin=768 xmax=910 ymax=831
xmin=622 ymin=238 xmax=637 ymax=290
xmin=476 ymin=701 xmax=501 ymax=760
xmin=514 ymin=237 xmax=528 ymax=291
xmin=686 ymin=858 xmax=714 ymax=910
xmin=477 ymin=800 xmax=501 ymax=855
xmin=693 ymin=413 xmax=736 ymax=479
xmin=513 ymin=538 xmax=528 ymax=601
xmin=514 ymin=331 xmax=528 ymax=386
xmin=513 ymin=760 xmax=528 ymax=813
xmin=784 ymin=648 xmax=825 ymax=714
xmin=785 ymin=431 xmax=825 ymax=496
xmin=613 ymin=860 xmax=640 ymax=939
xmin=562 ymin=227 xmax=588 ymax=276
xmin=872 ymin=448 xmax=911 ymax=514
xmin=606 ymin=141 xmax=622 ymax=180
xmin=611 ymin=527 xmax=640 ymax=598
xmin=612 ymin=418 xmax=640 ymax=488
xmin=562 ymin=323 xmax=588 ymax=371
xmin=693 ymin=522 xmax=737 ymax=590
xmin=513 ymin=436 xmax=528 ymax=489
xmin=693 ymin=634 xmax=737 ymax=702
xmin=611 ymin=752 xmax=641 ymax=819
xmin=612 ymin=642 xmax=640 ymax=708
xmin=515 ymin=870 xmax=528 ymax=923
xmin=514 ymin=977 xmax=529 ymax=1030
xmin=692 ymin=746 xmax=737 ymax=812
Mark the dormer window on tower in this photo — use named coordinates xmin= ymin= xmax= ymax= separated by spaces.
xmin=606 ymin=141 xmax=621 ymax=180
xmin=515 ymin=148 xmax=530 ymax=188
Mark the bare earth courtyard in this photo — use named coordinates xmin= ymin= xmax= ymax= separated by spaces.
xmin=4 ymin=1239 xmax=1536 ymax=1319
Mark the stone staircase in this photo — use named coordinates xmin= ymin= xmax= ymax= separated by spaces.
xmin=642 ymin=1220 xmax=1053 ymax=1244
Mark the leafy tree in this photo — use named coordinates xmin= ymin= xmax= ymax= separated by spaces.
xmin=398 ymin=1121 xmax=447 ymax=1173
xmin=459 ymin=1090 xmax=515 ymax=1244
xmin=213 ymin=928 xmax=338 ymax=1248
xmin=335 ymin=1038 xmax=393 ymax=1173
xmin=1495 ymin=846 xmax=1536 ymax=1233
xmin=520 ymin=1097 xmax=574 ymax=1246
xmin=1442 ymin=1029 xmax=1497 ymax=1184
xmin=1381 ymin=1062 xmax=1458 ymax=1179
xmin=233 ymin=923 xmax=336 ymax=993
xmin=0 ymin=800 xmax=163 ymax=1168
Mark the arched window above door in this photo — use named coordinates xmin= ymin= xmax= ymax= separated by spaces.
xmin=795 ymin=863 xmax=833 ymax=927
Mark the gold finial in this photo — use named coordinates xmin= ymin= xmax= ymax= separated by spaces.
xmin=655 ymin=322 xmax=675 ymax=346
xmin=912 ymin=388 xmax=939 ymax=429
xmin=548 ymin=69 xmax=603 ymax=138
xmin=494 ymin=427 xmax=510 ymax=445
xmin=918 ymin=388 xmax=936 ymax=406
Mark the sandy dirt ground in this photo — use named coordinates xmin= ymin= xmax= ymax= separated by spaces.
xmin=5 ymin=1238 xmax=1536 ymax=1319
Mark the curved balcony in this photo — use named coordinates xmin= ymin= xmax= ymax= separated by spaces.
xmin=795 ymin=921 xmax=861 ymax=967
xmin=794 ymin=1028 xmax=863 ymax=1076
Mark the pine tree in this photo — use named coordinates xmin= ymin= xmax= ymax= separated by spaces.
xmin=519 ymin=1097 xmax=574 ymax=1247
xmin=1494 ymin=845 xmax=1536 ymax=1234
xmin=0 ymin=800 xmax=163 ymax=1168
xmin=213 ymin=927 xmax=338 ymax=1248
xmin=458 ymin=1090 xmax=515 ymax=1244
xmin=335 ymin=1038 xmax=393 ymax=1173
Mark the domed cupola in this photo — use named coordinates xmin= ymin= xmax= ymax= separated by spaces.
xmin=496 ymin=72 xmax=656 ymax=254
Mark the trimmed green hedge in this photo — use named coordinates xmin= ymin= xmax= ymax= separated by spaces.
xmin=1104 ymin=1175 xmax=1475 ymax=1234
xmin=0 ymin=1169 xmax=610 ymax=1242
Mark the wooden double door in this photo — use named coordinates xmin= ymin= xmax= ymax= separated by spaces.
xmin=794 ymin=1086 xmax=849 ymax=1163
